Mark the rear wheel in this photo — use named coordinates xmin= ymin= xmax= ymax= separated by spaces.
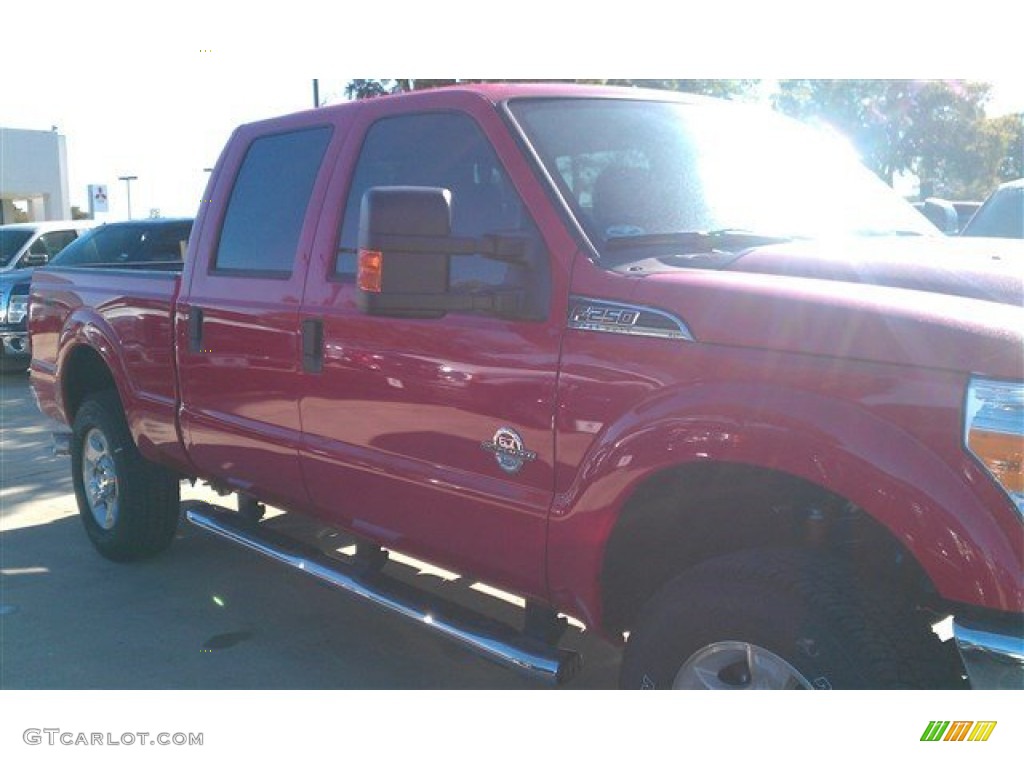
xmin=620 ymin=549 xmax=964 ymax=690
xmin=71 ymin=391 xmax=180 ymax=561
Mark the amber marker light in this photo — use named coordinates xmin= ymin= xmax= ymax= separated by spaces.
xmin=965 ymin=378 xmax=1024 ymax=515
xmin=358 ymin=249 xmax=383 ymax=293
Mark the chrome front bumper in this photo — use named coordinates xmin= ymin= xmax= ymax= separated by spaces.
xmin=954 ymin=617 xmax=1024 ymax=689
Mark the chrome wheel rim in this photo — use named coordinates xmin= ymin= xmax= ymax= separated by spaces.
xmin=673 ymin=641 xmax=813 ymax=689
xmin=82 ymin=427 xmax=119 ymax=530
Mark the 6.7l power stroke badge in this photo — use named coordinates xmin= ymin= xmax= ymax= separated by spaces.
xmin=481 ymin=427 xmax=537 ymax=475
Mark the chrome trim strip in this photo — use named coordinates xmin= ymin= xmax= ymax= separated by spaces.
xmin=185 ymin=503 xmax=580 ymax=684
xmin=567 ymin=296 xmax=694 ymax=341
xmin=953 ymin=617 xmax=1024 ymax=689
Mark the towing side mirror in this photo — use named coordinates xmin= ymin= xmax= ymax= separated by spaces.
xmin=356 ymin=186 xmax=526 ymax=319
xmin=356 ymin=186 xmax=453 ymax=319
xmin=23 ymin=240 xmax=50 ymax=266
xmin=22 ymin=252 xmax=50 ymax=267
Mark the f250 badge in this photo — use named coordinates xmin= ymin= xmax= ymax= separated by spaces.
xmin=481 ymin=427 xmax=537 ymax=475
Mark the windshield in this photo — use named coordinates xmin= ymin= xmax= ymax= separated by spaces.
xmin=507 ymin=98 xmax=937 ymax=264
xmin=0 ymin=230 xmax=33 ymax=266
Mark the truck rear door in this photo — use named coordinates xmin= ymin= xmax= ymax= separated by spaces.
xmin=298 ymin=97 xmax=571 ymax=596
xmin=177 ymin=120 xmax=338 ymax=511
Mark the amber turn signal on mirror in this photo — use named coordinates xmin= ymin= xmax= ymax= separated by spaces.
xmin=358 ymin=249 xmax=383 ymax=293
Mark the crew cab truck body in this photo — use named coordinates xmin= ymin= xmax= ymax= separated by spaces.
xmin=30 ymin=84 xmax=1023 ymax=689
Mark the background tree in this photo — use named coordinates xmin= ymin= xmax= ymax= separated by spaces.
xmin=774 ymin=79 xmax=1005 ymax=198
xmin=344 ymin=78 xmax=759 ymax=100
xmin=344 ymin=79 xmax=392 ymax=100
xmin=344 ymin=78 xmax=1015 ymax=200
xmin=594 ymin=79 xmax=759 ymax=99
xmin=939 ymin=112 xmax=1023 ymax=199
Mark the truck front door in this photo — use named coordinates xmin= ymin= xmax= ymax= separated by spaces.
xmin=299 ymin=101 xmax=571 ymax=596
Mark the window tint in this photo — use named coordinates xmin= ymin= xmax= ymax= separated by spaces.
xmin=215 ymin=126 xmax=332 ymax=274
xmin=337 ymin=113 xmax=528 ymax=291
xmin=38 ymin=230 xmax=78 ymax=257
xmin=49 ymin=221 xmax=192 ymax=268
xmin=0 ymin=230 xmax=32 ymax=266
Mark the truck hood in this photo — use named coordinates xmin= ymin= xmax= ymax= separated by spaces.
xmin=0 ymin=266 xmax=34 ymax=291
xmin=625 ymin=236 xmax=1024 ymax=379
xmin=725 ymin=235 xmax=1023 ymax=307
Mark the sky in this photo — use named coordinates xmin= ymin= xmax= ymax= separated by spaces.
xmin=3 ymin=75 xmax=353 ymax=220
xmin=3 ymin=1 xmax=1021 ymax=222
xmin=3 ymin=74 xmax=1022 ymax=222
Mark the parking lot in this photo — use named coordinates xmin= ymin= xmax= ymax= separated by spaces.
xmin=0 ymin=370 xmax=620 ymax=689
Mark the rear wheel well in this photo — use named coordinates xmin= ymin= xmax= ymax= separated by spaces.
xmin=63 ymin=345 xmax=118 ymax=423
xmin=599 ymin=462 xmax=938 ymax=635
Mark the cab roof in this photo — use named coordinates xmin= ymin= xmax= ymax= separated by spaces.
xmin=241 ymin=82 xmax=718 ymax=134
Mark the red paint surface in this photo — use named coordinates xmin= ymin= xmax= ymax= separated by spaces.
xmin=29 ymin=85 xmax=1023 ymax=635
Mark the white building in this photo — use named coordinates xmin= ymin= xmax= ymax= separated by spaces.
xmin=0 ymin=127 xmax=71 ymax=223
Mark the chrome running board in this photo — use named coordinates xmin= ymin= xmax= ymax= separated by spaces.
xmin=184 ymin=502 xmax=581 ymax=685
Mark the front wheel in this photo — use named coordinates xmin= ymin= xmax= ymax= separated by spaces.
xmin=71 ymin=391 xmax=180 ymax=561
xmin=620 ymin=549 xmax=963 ymax=690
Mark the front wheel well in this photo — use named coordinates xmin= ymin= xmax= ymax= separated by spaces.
xmin=599 ymin=462 xmax=937 ymax=634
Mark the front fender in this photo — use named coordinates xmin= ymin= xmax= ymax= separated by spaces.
xmin=548 ymin=369 xmax=1022 ymax=629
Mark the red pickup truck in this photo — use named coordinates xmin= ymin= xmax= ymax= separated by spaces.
xmin=29 ymin=84 xmax=1023 ymax=689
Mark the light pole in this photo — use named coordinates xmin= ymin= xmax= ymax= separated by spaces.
xmin=118 ymin=175 xmax=138 ymax=219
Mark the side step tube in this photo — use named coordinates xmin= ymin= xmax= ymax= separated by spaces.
xmin=185 ymin=503 xmax=581 ymax=685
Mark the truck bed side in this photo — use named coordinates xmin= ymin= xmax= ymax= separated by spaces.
xmin=29 ymin=266 xmax=193 ymax=475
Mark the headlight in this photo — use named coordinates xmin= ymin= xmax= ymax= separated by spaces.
xmin=965 ymin=378 xmax=1024 ymax=515
xmin=7 ymin=291 xmax=29 ymax=324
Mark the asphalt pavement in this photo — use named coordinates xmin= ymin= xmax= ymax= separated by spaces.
xmin=0 ymin=370 xmax=620 ymax=689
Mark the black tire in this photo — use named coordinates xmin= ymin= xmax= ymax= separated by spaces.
xmin=71 ymin=390 xmax=180 ymax=561
xmin=620 ymin=548 xmax=964 ymax=690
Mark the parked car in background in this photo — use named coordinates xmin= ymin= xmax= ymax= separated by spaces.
xmin=2 ymin=218 xmax=192 ymax=373
xmin=912 ymin=198 xmax=983 ymax=234
xmin=1 ymin=220 xmax=93 ymax=371
xmin=0 ymin=220 xmax=92 ymax=272
xmin=960 ymin=178 xmax=1024 ymax=239
xmin=952 ymin=201 xmax=983 ymax=230
xmin=0 ymin=268 xmax=34 ymax=371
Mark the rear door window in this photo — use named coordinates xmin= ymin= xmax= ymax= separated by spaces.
xmin=214 ymin=126 xmax=332 ymax=275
